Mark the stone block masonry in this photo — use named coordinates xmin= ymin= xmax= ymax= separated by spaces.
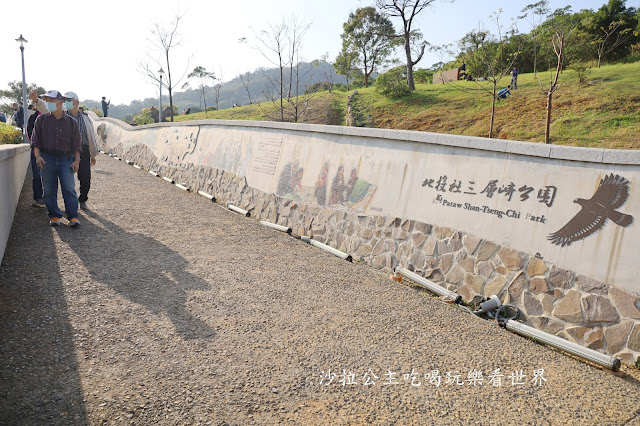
xmin=109 ymin=141 xmax=640 ymax=364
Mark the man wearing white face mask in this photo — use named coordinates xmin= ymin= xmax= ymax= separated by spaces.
xmin=63 ymin=92 xmax=98 ymax=210
xmin=30 ymin=90 xmax=82 ymax=227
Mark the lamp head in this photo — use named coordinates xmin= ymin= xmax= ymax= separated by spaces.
xmin=15 ymin=34 xmax=27 ymax=49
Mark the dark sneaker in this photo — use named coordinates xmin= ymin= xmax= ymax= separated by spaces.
xmin=69 ymin=218 xmax=81 ymax=228
xmin=79 ymin=202 xmax=88 ymax=210
xmin=49 ymin=217 xmax=62 ymax=226
xmin=31 ymin=199 xmax=45 ymax=208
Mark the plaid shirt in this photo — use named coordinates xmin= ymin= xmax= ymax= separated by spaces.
xmin=67 ymin=111 xmax=88 ymax=146
xmin=31 ymin=113 xmax=81 ymax=154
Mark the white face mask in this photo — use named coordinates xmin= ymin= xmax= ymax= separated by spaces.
xmin=46 ymin=101 xmax=59 ymax=112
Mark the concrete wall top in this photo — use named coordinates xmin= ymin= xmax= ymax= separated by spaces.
xmin=0 ymin=144 xmax=30 ymax=162
xmin=90 ymin=114 xmax=640 ymax=166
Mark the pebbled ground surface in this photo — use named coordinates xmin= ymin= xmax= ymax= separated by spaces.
xmin=1 ymin=154 xmax=640 ymax=425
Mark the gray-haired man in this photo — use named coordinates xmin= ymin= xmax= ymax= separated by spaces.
xmin=63 ymin=92 xmax=98 ymax=209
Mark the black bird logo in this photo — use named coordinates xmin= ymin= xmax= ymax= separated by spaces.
xmin=548 ymin=174 xmax=633 ymax=247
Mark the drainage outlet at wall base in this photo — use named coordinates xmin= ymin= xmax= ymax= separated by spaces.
xmin=479 ymin=295 xmax=501 ymax=313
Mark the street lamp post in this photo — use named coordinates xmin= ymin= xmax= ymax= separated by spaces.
xmin=158 ymin=68 xmax=164 ymax=123
xmin=16 ymin=34 xmax=28 ymax=144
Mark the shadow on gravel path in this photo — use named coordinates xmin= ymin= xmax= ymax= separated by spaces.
xmin=0 ymin=171 xmax=88 ymax=425
xmin=57 ymin=210 xmax=215 ymax=340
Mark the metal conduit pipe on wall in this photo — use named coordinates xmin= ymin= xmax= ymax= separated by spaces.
xmin=197 ymin=190 xmax=215 ymax=202
xmin=504 ymin=320 xmax=621 ymax=371
xmin=394 ymin=266 xmax=462 ymax=304
xmin=227 ymin=202 xmax=250 ymax=217
xmin=301 ymin=236 xmax=352 ymax=262
xmin=259 ymin=220 xmax=292 ymax=235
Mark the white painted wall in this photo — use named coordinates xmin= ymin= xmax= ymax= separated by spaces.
xmin=94 ymin=116 xmax=640 ymax=294
xmin=0 ymin=144 xmax=30 ymax=264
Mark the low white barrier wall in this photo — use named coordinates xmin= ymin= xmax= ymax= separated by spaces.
xmin=92 ymin=114 xmax=640 ymax=362
xmin=93 ymin=116 xmax=640 ymax=294
xmin=0 ymin=144 xmax=30 ymax=265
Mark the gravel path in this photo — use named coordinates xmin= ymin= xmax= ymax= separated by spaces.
xmin=1 ymin=154 xmax=640 ymax=425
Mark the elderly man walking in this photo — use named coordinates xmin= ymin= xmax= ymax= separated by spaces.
xmin=30 ymin=90 xmax=82 ymax=227
xmin=63 ymin=92 xmax=98 ymax=209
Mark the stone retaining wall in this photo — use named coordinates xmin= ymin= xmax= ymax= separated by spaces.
xmin=109 ymin=141 xmax=640 ymax=365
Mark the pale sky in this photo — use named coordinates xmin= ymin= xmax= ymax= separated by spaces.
xmin=1 ymin=0 xmax=635 ymax=105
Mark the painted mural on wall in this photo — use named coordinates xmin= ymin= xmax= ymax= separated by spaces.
xmin=277 ymin=162 xmax=377 ymax=212
xmin=203 ymin=135 xmax=253 ymax=177
xmin=548 ymin=174 xmax=633 ymax=247
xmin=155 ymin=128 xmax=200 ymax=167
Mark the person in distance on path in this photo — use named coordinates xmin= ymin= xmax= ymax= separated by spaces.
xmin=26 ymin=103 xmax=44 ymax=208
xmin=101 ymin=96 xmax=110 ymax=117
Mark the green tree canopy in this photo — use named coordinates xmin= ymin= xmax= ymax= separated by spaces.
xmin=342 ymin=7 xmax=395 ymax=87
xmin=0 ymin=81 xmax=44 ymax=113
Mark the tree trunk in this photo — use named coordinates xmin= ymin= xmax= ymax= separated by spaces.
xmin=407 ymin=61 xmax=415 ymax=90
xmin=280 ymin=64 xmax=284 ymax=122
xmin=545 ymin=92 xmax=553 ymax=144
xmin=405 ymin=38 xmax=415 ymax=90
xmin=203 ymin=88 xmax=207 ymax=115
xmin=489 ymin=86 xmax=497 ymax=138
xmin=166 ymin=52 xmax=174 ymax=122
xmin=169 ymin=87 xmax=174 ymax=122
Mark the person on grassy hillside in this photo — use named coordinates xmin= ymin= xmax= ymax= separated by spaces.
xmin=510 ymin=66 xmax=519 ymax=89
xmin=459 ymin=62 xmax=466 ymax=80
xmin=30 ymin=90 xmax=82 ymax=227
xmin=497 ymin=85 xmax=512 ymax=100
xmin=64 ymin=92 xmax=98 ymax=210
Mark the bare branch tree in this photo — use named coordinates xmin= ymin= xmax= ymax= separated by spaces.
xmin=519 ymin=0 xmax=550 ymax=75
xmin=538 ymin=7 xmax=577 ymax=144
xmin=138 ymin=13 xmax=191 ymax=122
xmin=213 ymin=68 xmax=224 ymax=111
xmin=239 ymin=72 xmax=253 ymax=104
xmin=242 ymin=16 xmax=313 ymax=122
xmin=452 ymin=12 xmax=521 ymax=138
xmin=313 ymin=53 xmax=337 ymax=92
xmin=595 ymin=20 xmax=637 ymax=68
xmin=376 ymin=0 xmax=450 ymax=90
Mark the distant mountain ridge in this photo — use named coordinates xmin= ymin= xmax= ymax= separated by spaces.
xmin=85 ymin=62 xmax=346 ymax=120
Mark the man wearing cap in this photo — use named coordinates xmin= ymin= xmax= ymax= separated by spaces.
xmin=63 ymin=92 xmax=98 ymax=210
xmin=30 ymin=90 xmax=82 ymax=227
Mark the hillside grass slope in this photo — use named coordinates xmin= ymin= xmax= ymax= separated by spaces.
xmin=173 ymin=62 xmax=640 ymax=149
